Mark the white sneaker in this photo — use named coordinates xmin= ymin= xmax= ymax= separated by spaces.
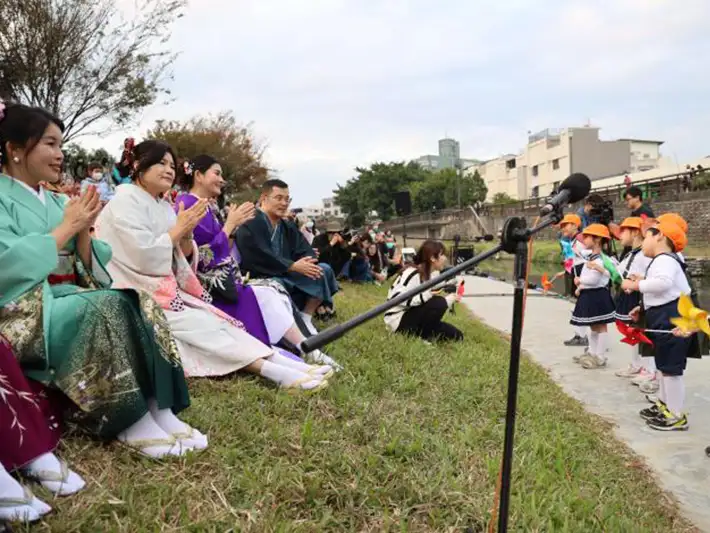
xmin=580 ymin=354 xmax=607 ymax=369
xmin=615 ymin=365 xmax=643 ymax=378
xmin=631 ymin=369 xmax=655 ymax=386
xmin=639 ymin=378 xmax=659 ymax=394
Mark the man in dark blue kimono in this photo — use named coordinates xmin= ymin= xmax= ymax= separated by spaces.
xmin=236 ymin=179 xmax=339 ymax=333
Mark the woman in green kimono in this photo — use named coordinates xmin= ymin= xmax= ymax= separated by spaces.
xmin=0 ymin=102 xmax=205 ymax=460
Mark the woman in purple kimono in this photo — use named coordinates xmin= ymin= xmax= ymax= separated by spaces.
xmin=175 ymin=155 xmax=341 ymax=370
xmin=0 ymin=336 xmax=85 ymax=523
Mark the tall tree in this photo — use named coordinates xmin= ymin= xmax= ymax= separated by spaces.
xmin=333 ymin=161 xmax=430 ymax=224
xmin=0 ymin=0 xmax=185 ymax=140
xmin=146 ymin=112 xmax=270 ymax=193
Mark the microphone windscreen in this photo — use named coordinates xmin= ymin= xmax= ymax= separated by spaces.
xmin=560 ymin=173 xmax=591 ymax=203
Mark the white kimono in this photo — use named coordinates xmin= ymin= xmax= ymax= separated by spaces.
xmin=95 ymin=184 xmax=272 ymax=377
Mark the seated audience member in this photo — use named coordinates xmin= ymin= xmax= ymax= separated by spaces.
xmin=0 ymin=336 xmax=79 ymax=522
xmin=366 ymin=242 xmax=387 ymax=283
xmin=95 ymin=141 xmax=332 ymax=391
xmin=174 ymin=155 xmax=341 ymax=370
xmin=384 ymin=240 xmax=464 ymax=342
xmin=299 ymin=216 xmax=315 ymax=245
xmin=237 ymin=179 xmax=339 ymax=334
xmin=347 ymin=233 xmax=375 ymax=282
xmin=0 ymin=103 xmax=201 ymax=460
xmin=312 ymin=222 xmax=351 ymax=279
xmin=80 ymin=161 xmax=114 ymax=204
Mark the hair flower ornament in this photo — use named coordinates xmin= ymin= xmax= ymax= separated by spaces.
xmin=183 ymin=160 xmax=194 ymax=176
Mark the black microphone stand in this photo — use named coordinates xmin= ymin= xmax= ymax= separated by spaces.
xmin=302 ymin=211 xmax=564 ymax=533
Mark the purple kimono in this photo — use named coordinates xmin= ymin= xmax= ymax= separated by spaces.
xmin=175 ymin=193 xmax=271 ymax=345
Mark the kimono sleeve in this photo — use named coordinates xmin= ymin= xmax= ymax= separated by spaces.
xmin=236 ymin=220 xmax=293 ymax=276
xmin=0 ymin=201 xmax=59 ymax=306
xmin=96 ymin=203 xmax=174 ymax=277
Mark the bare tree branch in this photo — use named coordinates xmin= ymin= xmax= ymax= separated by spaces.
xmin=0 ymin=0 xmax=185 ymax=140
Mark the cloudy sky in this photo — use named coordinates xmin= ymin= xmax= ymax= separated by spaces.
xmin=88 ymin=0 xmax=710 ymax=206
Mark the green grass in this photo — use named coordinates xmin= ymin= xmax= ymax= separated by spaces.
xmin=23 ymin=285 xmax=693 ymax=532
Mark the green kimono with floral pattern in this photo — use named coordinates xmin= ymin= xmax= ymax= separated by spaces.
xmin=0 ymin=174 xmax=189 ymax=438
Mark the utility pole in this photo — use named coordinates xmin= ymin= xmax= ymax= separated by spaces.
xmin=456 ymin=159 xmax=462 ymax=208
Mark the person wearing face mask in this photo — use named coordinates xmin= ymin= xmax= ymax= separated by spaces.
xmin=80 ymin=162 xmax=114 ymax=203
xmin=384 ymin=240 xmax=463 ymax=342
xmin=299 ymin=217 xmax=315 ymax=245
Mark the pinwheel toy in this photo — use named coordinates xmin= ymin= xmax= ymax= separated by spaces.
xmin=457 ymin=280 xmax=465 ymax=298
xmin=541 ymin=274 xmax=553 ymax=293
xmin=616 ymin=321 xmax=654 ymax=347
xmin=671 ymin=294 xmax=710 ymax=335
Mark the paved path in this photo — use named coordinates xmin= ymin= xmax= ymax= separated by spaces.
xmin=460 ymin=275 xmax=710 ymax=532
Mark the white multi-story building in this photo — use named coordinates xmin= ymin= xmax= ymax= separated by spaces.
xmin=469 ymin=126 xmax=667 ymax=200
xmin=298 ymin=197 xmax=343 ymax=220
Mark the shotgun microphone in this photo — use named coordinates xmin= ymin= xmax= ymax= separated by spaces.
xmin=539 ymin=173 xmax=591 ymax=216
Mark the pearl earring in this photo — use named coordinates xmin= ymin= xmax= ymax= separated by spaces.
xmin=12 ymin=156 xmax=19 ymax=163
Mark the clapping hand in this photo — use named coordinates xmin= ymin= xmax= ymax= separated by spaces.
xmin=175 ymin=199 xmax=209 ymax=236
xmin=225 ymin=202 xmax=256 ymax=233
xmin=63 ymin=184 xmax=103 ymax=233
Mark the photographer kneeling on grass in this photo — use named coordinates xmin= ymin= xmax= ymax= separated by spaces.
xmin=383 ymin=240 xmax=464 ymax=343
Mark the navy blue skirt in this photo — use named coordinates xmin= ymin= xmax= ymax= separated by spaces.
xmin=614 ymin=290 xmax=641 ymax=322
xmin=571 ymin=288 xmax=616 ymax=326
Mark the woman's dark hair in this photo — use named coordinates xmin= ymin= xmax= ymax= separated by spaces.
xmin=413 ymin=240 xmax=446 ymax=281
xmin=131 ymin=140 xmax=177 ymax=183
xmin=179 ymin=153 xmax=219 ymax=189
xmin=0 ymin=102 xmax=65 ymax=168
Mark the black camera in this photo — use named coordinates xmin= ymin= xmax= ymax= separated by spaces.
xmin=587 ymin=194 xmax=614 ymax=226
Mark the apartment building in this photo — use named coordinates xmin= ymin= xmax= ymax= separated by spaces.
xmin=469 ymin=126 xmax=664 ymax=200
xmin=298 ymin=197 xmax=343 ymax=220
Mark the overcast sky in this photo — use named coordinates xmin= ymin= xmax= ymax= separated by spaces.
xmin=86 ymin=0 xmax=710 ymax=207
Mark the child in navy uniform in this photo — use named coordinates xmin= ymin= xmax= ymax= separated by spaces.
xmin=623 ymin=219 xmax=693 ymax=431
xmin=613 ymin=217 xmax=654 ymax=383
xmin=559 ymin=214 xmax=591 ymax=348
xmin=571 ymin=224 xmax=616 ymax=369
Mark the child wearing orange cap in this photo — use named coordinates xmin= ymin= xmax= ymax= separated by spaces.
xmin=614 ymin=217 xmax=655 ymax=382
xmin=622 ymin=219 xmax=693 ymax=431
xmin=559 ymin=213 xmax=591 ymax=348
xmin=571 ymin=224 xmax=616 ymax=369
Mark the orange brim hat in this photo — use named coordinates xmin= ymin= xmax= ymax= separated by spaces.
xmin=582 ymin=223 xmax=611 ymax=240
xmin=656 ymin=220 xmax=687 ymax=253
xmin=657 ymin=213 xmax=688 ymax=234
xmin=558 ymin=213 xmax=581 ymax=228
xmin=619 ymin=217 xmax=644 ymax=230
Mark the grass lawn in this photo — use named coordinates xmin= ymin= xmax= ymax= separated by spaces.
xmin=23 ymin=284 xmax=694 ymax=532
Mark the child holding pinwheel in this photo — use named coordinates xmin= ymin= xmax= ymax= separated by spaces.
xmin=558 ymin=214 xmax=592 ymax=348
xmin=613 ymin=218 xmax=655 ymax=385
xmin=570 ymin=224 xmax=616 ymax=369
xmin=622 ymin=218 xmax=694 ymax=431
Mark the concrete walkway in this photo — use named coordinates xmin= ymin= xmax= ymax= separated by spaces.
xmin=460 ymin=275 xmax=710 ymax=532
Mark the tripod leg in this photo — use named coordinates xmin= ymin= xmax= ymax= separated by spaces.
xmin=497 ymin=239 xmax=528 ymax=533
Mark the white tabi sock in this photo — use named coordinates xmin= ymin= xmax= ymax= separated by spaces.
xmin=0 ymin=464 xmax=50 ymax=522
xmin=148 ymin=399 xmax=208 ymax=451
xmin=663 ymin=375 xmax=685 ymax=416
xmin=118 ymin=411 xmax=185 ymax=459
xmin=23 ymin=452 xmax=86 ymax=496
xmin=260 ymin=360 xmax=323 ymax=390
xmin=267 ymin=351 xmax=330 ymax=377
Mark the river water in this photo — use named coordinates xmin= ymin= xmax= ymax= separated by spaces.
xmin=473 ymin=258 xmax=710 ymax=309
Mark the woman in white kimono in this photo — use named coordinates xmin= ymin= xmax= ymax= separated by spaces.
xmin=95 ymin=140 xmax=331 ymax=392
